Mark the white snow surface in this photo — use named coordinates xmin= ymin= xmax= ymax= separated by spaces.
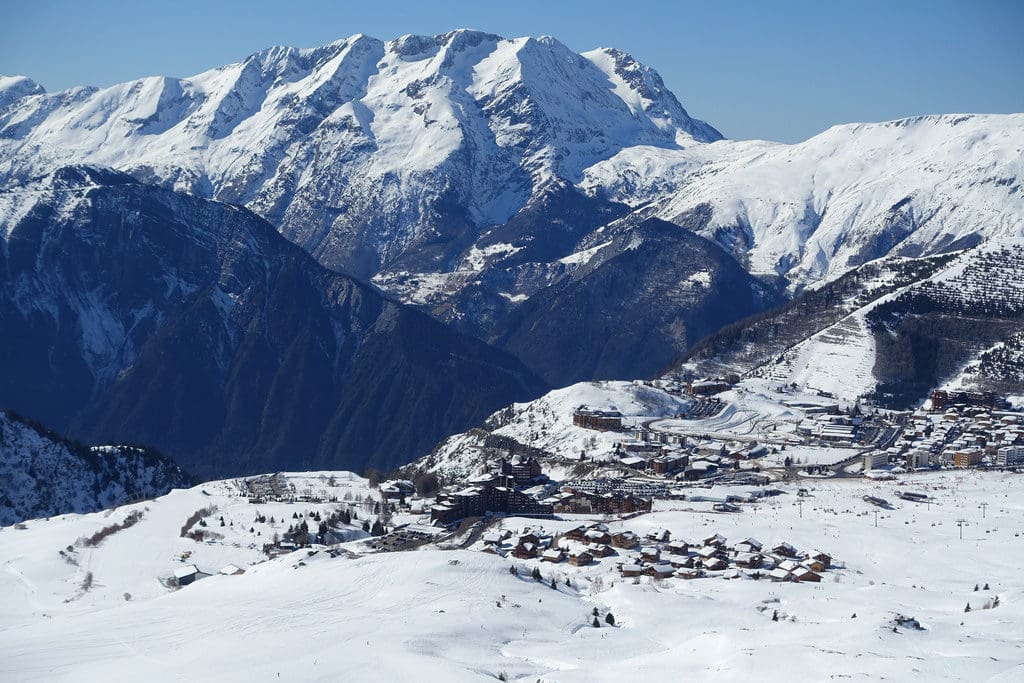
xmin=3 ymin=469 xmax=1024 ymax=680
xmin=582 ymin=113 xmax=1024 ymax=289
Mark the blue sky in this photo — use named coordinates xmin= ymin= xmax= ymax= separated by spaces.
xmin=2 ymin=0 xmax=1021 ymax=142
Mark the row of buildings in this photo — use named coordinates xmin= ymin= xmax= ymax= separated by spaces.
xmin=867 ymin=399 xmax=1024 ymax=472
xmin=480 ymin=523 xmax=835 ymax=585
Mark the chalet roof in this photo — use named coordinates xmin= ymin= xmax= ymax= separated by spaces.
xmin=769 ymin=567 xmax=791 ymax=580
xmin=173 ymin=564 xmax=199 ymax=579
xmin=219 ymin=564 xmax=243 ymax=575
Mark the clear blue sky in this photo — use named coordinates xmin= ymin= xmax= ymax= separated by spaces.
xmin=2 ymin=0 xmax=1021 ymax=142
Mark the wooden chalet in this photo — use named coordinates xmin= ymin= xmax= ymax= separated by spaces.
xmin=792 ymin=566 xmax=822 ymax=582
xmin=541 ymin=548 xmax=564 ymax=563
xmin=701 ymin=557 xmax=728 ymax=571
xmin=640 ymin=546 xmax=661 ymax=563
xmin=620 ymin=564 xmax=643 ymax=578
xmin=772 ymin=542 xmax=798 ymax=557
xmin=568 ymin=550 xmax=594 ymax=567
xmin=610 ymin=530 xmax=640 ymax=549
xmin=645 ymin=563 xmax=676 ymax=579
xmin=703 ymin=533 xmax=728 ymax=547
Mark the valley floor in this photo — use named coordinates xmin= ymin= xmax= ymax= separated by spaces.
xmin=2 ymin=471 xmax=1023 ymax=681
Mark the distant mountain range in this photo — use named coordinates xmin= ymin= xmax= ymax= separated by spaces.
xmin=0 ymin=30 xmax=1021 ymax=477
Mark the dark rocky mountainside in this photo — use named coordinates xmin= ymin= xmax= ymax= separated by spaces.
xmin=0 ymin=167 xmax=546 ymax=478
xmin=0 ymin=410 xmax=190 ymax=525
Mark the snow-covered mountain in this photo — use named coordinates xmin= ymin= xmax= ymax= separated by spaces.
xmin=0 ymin=166 xmax=545 ymax=479
xmin=2 ymin=31 xmax=1022 ymax=389
xmin=677 ymin=241 xmax=1024 ymax=405
xmin=0 ymin=410 xmax=189 ymax=525
xmin=0 ymin=31 xmax=719 ymax=279
xmin=584 ymin=113 xmax=1024 ymax=289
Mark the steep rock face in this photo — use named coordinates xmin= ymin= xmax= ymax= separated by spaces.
xmin=0 ymin=168 xmax=546 ymax=478
xmin=0 ymin=410 xmax=189 ymax=526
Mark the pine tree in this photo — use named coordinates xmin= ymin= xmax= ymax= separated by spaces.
xmin=592 ymin=607 xmax=599 ymax=617
xmin=532 ymin=567 xmax=542 ymax=581
xmin=965 ymin=603 xmax=972 ymax=612
xmin=605 ymin=613 xmax=615 ymax=626
xmin=509 ymin=565 xmax=517 ymax=575
xmin=592 ymin=617 xmax=600 ymax=628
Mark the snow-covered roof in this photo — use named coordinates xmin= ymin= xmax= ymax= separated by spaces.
xmin=173 ymin=564 xmax=199 ymax=579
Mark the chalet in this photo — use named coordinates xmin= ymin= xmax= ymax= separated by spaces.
xmin=670 ymin=555 xmax=697 ymax=569
xmin=584 ymin=529 xmax=612 ymax=545
xmin=611 ymin=531 xmax=640 ymax=549
xmin=737 ymin=537 xmax=763 ymax=552
xmin=676 ymin=568 xmax=701 ymax=580
xmin=792 ymin=566 xmax=822 ymax=582
xmin=219 ymin=564 xmax=244 ymax=576
xmin=564 ymin=525 xmax=588 ymax=541
xmin=173 ymin=564 xmax=206 ymax=586
xmin=568 ymin=550 xmax=594 ymax=567
xmin=666 ymin=540 xmax=690 ymax=555
xmin=587 ymin=543 xmax=614 ymax=558
xmin=776 ymin=559 xmax=800 ymax=573
xmin=769 ymin=567 xmax=792 ymax=582
xmin=713 ymin=502 xmax=741 ymax=513
xmin=703 ymin=533 xmax=728 ymax=547
xmin=482 ymin=530 xmax=512 ymax=546
xmin=517 ymin=532 xmax=540 ymax=546
xmin=808 ymin=551 xmax=832 ymax=568
xmin=772 ymin=542 xmax=798 ymax=558
xmin=733 ymin=552 xmax=763 ymax=569
xmin=620 ymin=564 xmax=643 ymax=578
xmin=802 ymin=558 xmax=826 ymax=572
xmin=646 ymin=528 xmax=671 ymax=543
xmin=701 ymin=557 xmax=728 ymax=572
xmin=512 ymin=542 xmax=538 ymax=560
xmin=640 ymin=546 xmax=661 ymax=563
xmin=697 ymin=545 xmax=724 ymax=560
xmin=541 ymin=548 xmax=564 ymax=563
xmin=645 ymin=563 xmax=676 ymax=579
